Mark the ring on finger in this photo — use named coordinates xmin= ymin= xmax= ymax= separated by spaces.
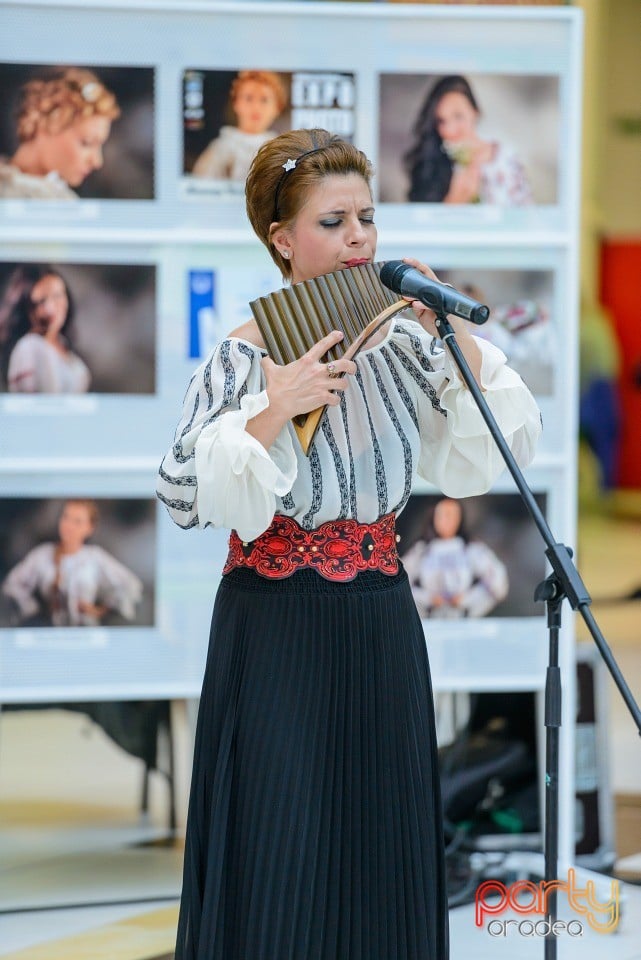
xmin=327 ymin=362 xmax=336 ymax=376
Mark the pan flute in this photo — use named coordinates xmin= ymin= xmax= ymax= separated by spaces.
xmin=249 ymin=261 xmax=407 ymax=455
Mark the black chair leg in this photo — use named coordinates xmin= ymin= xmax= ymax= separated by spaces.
xmin=141 ymin=761 xmax=151 ymax=816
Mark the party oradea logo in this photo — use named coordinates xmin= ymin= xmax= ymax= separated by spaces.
xmin=475 ymin=869 xmax=620 ymax=938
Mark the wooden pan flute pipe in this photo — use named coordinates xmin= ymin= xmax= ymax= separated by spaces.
xmin=250 ymin=261 xmax=407 ymax=455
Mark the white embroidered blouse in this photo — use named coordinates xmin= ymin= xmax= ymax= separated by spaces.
xmin=8 ymin=333 xmax=91 ymax=394
xmin=2 ymin=543 xmax=143 ymax=627
xmin=401 ymin=535 xmax=509 ymax=619
xmin=479 ymin=143 xmax=533 ymax=206
xmin=157 ymin=318 xmax=542 ymax=543
xmin=191 ymin=127 xmax=277 ymax=182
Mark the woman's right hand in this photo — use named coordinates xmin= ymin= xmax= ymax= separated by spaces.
xmin=261 ymin=329 xmax=356 ymax=421
xmin=77 ymin=600 xmax=108 ymax=619
xmin=444 ymin=160 xmax=481 ymax=204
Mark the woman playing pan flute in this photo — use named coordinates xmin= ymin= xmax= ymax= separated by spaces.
xmin=157 ymin=127 xmax=541 ymax=960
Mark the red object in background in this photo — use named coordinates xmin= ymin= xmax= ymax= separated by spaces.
xmin=600 ymin=240 xmax=641 ymax=487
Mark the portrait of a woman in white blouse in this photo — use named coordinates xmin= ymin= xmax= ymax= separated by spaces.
xmin=1 ymin=499 xmax=143 ymax=628
xmin=0 ymin=266 xmax=91 ymax=394
xmin=401 ymin=496 xmax=509 ymax=619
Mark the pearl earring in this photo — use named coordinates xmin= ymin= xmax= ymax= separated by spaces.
xmin=282 ymin=251 xmax=289 ymax=259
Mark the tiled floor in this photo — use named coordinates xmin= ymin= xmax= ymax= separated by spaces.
xmin=0 ymin=904 xmax=176 ymax=958
xmin=2 ymin=890 xmax=641 ymax=959
xmin=0 ymin=494 xmax=639 ymax=959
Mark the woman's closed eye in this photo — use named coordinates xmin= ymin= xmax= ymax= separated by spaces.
xmin=319 ymin=216 xmax=375 ymax=228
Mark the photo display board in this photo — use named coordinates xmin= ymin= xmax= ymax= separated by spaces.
xmin=0 ymin=0 xmax=582 ymax=705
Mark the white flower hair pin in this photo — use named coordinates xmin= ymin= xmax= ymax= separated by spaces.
xmin=81 ymin=82 xmax=101 ymax=103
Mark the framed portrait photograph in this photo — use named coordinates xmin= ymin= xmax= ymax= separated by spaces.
xmin=0 ymin=260 xmax=156 ymax=396
xmin=0 ymin=495 xmax=156 ymax=633
xmin=0 ymin=465 xmax=231 ymax=701
xmin=181 ymin=67 xmax=356 ymax=198
xmin=376 ymin=239 xmax=574 ymax=460
xmin=378 ymin=72 xmax=559 ymax=208
xmin=0 ymin=62 xmax=154 ymax=202
xmin=396 ymin=490 xmax=548 ymax=621
xmin=436 ymin=266 xmax=556 ymax=398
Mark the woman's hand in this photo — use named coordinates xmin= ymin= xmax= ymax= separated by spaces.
xmin=401 ymin=258 xmax=484 ymax=387
xmin=400 ymin=258 xmax=450 ymax=338
xmin=246 ymin=330 xmax=357 ymax=451
xmin=262 ymin=329 xmax=356 ymax=421
xmin=444 ymin=157 xmax=482 ymax=204
xmin=77 ymin=600 xmax=108 ymax=619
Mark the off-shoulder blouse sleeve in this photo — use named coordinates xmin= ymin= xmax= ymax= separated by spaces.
xmin=156 ymin=339 xmax=297 ymax=540
xmin=390 ymin=321 xmax=541 ymax=497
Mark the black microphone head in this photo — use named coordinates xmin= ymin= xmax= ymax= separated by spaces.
xmin=472 ymin=304 xmax=491 ymax=324
xmin=379 ymin=260 xmax=411 ymax=294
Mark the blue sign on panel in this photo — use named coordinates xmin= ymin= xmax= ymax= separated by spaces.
xmin=188 ymin=269 xmax=216 ymax=359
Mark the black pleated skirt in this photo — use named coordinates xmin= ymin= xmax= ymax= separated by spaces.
xmin=175 ymin=566 xmax=449 ymax=960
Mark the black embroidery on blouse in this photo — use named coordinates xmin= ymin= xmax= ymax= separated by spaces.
xmin=201 ymin=406 xmax=231 ymax=431
xmin=173 ymin=344 xmax=230 ymax=464
xmin=156 ymin=490 xmax=200 ymax=527
xmin=158 ymin=463 xmax=197 ymax=487
xmin=182 ymin=391 xmax=200 ymax=436
xmin=339 ymin=393 xmax=357 ymax=517
xmin=354 ymin=367 xmax=388 ymax=515
xmin=366 ymin=355 xmax=413 ymax=513
xmin=237 ymin=342 xmax=257 ymax=364
xmin=160 ymin=340 xmax=260 ymax=516
xmin=237 ymin=342 xmax=257 ymax=404
xmin=219 ymin=340 xmax=236 ymax=408
xmin=187 ymin=340 xmax=259 ymax=440
xmin=301 ymin=442 xmax=323 ymax=529
xmin=172 ymin=391 xmax=201 ymax=464
xmin=182 ymin=371 xmax=196 ymax=403
xmin=321 ymin=416 xmax=349 ymax=519
xmin=181 ymin=515 xmax=201 ymax=529
xmin=388 ymin=341 xmax=446 ymax=416
xmin=380 ymin=345 xmax=419 ymax=429
xmin=280 ymin=492 xmax=295 ymax=511
xmin=394 ymin=322 xmax=439 ymax=373
xmin=202 ymin=354 xmax=214 ymax=411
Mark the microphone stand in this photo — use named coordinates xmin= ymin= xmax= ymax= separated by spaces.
xmin=433 ymin=310 xmax=641 ymax=960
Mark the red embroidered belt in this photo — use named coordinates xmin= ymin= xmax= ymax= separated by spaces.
xmin=223 ymin=514 xmax=400 ymax=582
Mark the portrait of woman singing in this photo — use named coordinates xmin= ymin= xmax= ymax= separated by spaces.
xmin=157 ymin=127 xmax=542 ymax=959
xmin=0 ymin=266 xmax=90 ymax=394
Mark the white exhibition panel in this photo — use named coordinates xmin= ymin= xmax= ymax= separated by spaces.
xmin=0 ymin=0 xmax=582 ymax=833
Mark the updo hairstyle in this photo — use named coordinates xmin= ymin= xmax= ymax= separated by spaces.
xmin=16 ymin=67 xmax=120 ymax=143
xmin=245 ymin=128 xmax=373 ymax=280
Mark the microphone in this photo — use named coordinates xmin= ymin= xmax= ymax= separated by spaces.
xmin=380 ymin=260 xmax=490 ymax=325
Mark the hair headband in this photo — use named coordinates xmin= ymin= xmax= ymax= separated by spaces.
xmin=272 ymin=146 xmax=326 ymax=222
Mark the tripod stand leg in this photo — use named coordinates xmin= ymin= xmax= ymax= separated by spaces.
xmin=544 ymin=645 xmax=561 ymax=958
